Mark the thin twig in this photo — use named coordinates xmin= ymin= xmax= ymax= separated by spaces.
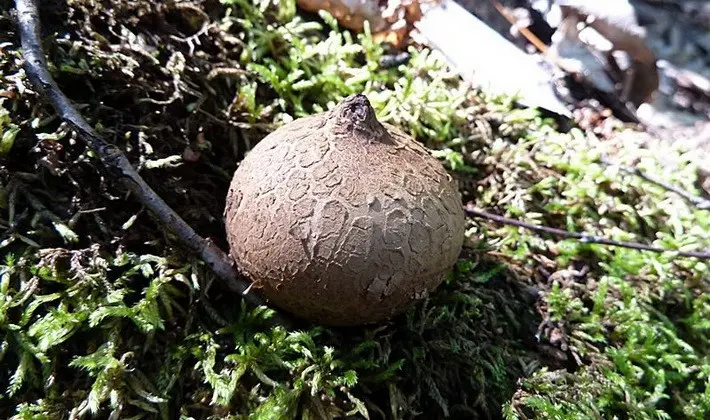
xmin=599 ymin=156 xmax=710 ymax=210
xmin=490 ymin=0 xmax=549 ymax=54
xmin=464 ymin=204 xmax=710 ymax=260
xmin=14 ymin=0 xmax=291 ymax=325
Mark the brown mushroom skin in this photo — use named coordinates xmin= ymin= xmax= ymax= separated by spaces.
xmin=224 ymin=94 xmax=465 ymax=326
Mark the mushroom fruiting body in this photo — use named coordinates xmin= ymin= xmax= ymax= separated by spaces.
xmin=224 ymin=94 xmax=465 ymax=326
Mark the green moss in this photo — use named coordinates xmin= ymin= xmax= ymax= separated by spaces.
xmin=0 ymin=0 xmax=708 ymax=419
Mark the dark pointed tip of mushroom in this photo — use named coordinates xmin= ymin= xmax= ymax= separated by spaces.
xmin=336 ymin=93 xmax=375 ymax=120
xmin=342 ymin=92 xmax=370 ymax=105
xmin=328 ymin=93 xmax=384 ymax=137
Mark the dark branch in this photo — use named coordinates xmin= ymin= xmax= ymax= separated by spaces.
xmin=600 ymin=156 xmax=710 ymax=210
xmin=464 ymin=204 xmax=710 ymax=260
xmin=14 ymin=0 xmax=291 ymax=325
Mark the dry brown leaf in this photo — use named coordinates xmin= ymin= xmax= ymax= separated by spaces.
xmin=297 ymin=0 xmax=437 ymax=47
xmin=297 ymin=0 xmax=387 ymax=32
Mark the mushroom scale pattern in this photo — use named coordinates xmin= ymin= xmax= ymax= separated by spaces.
xmin=224 ymin=94 xmax=465 ymax=326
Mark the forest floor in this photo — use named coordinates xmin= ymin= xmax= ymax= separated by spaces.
xmin=0 ymin=1 xmax=708 ymax=419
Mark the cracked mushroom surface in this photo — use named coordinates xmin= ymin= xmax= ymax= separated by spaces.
xmin=224 ymin=94 xmax=465 ymax=326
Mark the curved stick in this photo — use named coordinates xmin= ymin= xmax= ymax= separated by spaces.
xmin=465 ymin=204 xmax=710 ymax=260
xmin=14 ymin=0 xmax=285 ymax=318
xmin=599 ymin=156 xmax=710 ymax=210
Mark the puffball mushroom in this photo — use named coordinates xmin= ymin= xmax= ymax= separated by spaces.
xmin=224 ymin=94 xmax=465 ymax=326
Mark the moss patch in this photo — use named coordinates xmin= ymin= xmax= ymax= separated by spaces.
xmin=0 ymin=0 xmax=708 ymax=419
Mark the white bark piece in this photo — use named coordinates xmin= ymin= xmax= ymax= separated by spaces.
xmin=413 ymin=0 xmax=571 ymax=117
